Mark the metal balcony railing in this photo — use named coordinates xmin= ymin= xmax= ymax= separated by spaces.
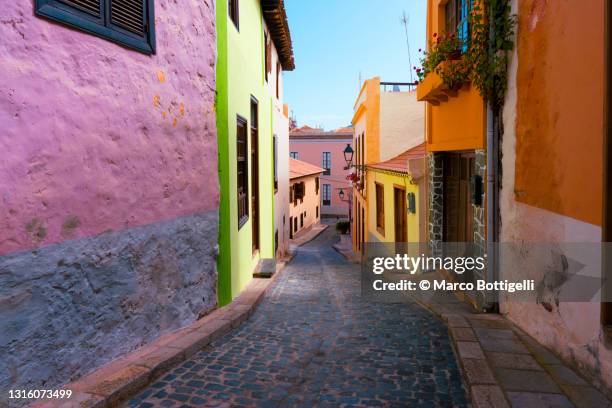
xmin=380 ymin=82 xmax=418 ymax=93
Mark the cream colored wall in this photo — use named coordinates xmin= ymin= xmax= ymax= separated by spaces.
xmin=352 ymin=112 xmax=368 ymax=251
xmin=263 ymin=21 xmax=290 ymax=257
xmin=289 ymin=175 xmax=321 ymax=236
xmin=379 ymin=92 xmax=424 ymax=161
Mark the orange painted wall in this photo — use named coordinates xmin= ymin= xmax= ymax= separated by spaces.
xmin=426 ymin=84 xmax=486 ymax=152
xmin=424 ymin=0 xmax=486 ymax=152
xmin=352 ymin=77 xmax=381 ymax=165
xmin=514 ymin=0 xmax=603 ymax=226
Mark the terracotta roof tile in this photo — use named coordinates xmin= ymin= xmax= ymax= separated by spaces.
xmin=290 ymin=125 xmax=353 ymax=139
xmin=367 ymin=143 xmax=426 ymax=173
xmin=333 ymin=127 xmax=353 ymax=134
xmin=289 ymin=158 xmax=324 ymax=179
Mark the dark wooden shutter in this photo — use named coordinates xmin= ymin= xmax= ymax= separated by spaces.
xmin=376 ymin=183 xmax=385 ymax=233
xmin=110 ymin=0 xmax=146 ymax=36
xmin=237 ymin=116 xmax=249 ymax=226
xmin=60 ymin=0 xmax=101 ymax=17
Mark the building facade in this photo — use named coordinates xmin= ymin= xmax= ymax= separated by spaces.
xmin=352 ymin=77 xmax=425 ymax=254
xmin=289 ymin=126 xmax=353 ymax=218
xmin=417 ymin=0 xmax=488 ymax=307
xmin=216 ymin=0 xmax=294 ymax=305
xmin=289 ymin=159 xmax=323 ymax=238
xmin=366 ymin=144 xmax=427 ymax=246
xmin=418 ymin=0 xmax=611 ymax=395
xmin=499 ymin=0 xmax=611 ymax=394
xmin=0 ymin=0 xmax=218 ymax=393
xmin=263 ymin=15 xmax=292 ymax=259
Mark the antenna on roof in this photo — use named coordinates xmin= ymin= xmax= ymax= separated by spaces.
xmin=400 ymin=11 xmax=414 ymax=84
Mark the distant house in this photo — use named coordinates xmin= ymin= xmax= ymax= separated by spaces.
xmin=289 ymin=158 xmax=324 ymax=239
xmin=351 ymin=77 xmax=425 ymax=254
xmin=290 ymin=126 xmax=353 ymax=218
xmin=366 ymin=143 xmax=427 ymax=245
xmin=216 ymin=0 xmax=294 ymax=305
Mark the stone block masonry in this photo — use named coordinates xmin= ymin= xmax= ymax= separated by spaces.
xmin=0 ymin=211 xmax=218 ymax=396
xmin=427 ymin=153 xmax=444 ymax=254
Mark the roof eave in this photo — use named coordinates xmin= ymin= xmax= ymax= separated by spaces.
xmin=262 ymin=0 xmax=295 ymax=71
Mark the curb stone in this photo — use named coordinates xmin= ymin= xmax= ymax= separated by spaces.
xmin=408 ymin=289 xmax=612 ymax=408
xmin=29 ymin=262 xmax=287 ymax=408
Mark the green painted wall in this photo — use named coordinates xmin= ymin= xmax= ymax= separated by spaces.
xmin=216 ymin=0 xmax=275 ymax=305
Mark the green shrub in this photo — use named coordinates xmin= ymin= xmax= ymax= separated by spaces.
xmin=336 ymin=221 xmax=350 ymax=235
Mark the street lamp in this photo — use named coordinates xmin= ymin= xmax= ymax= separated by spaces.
xmin=338 ymin=187 xmax=352 ymax=227
xmin=343 ymin=144 xmax=354 ymax=167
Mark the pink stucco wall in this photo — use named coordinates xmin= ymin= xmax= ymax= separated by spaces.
xmin=289 ymin=130 xmax=352 ymax=217
xmin=0 ymin=0 xmax=218 ymax=256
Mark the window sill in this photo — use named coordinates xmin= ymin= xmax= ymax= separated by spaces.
xmin=238 ymin=215 xmax=249 ymax=230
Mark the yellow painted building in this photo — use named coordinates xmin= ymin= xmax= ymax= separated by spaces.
xmin=351 ymin=77 xmax=425 ymax=253
xmin=366 ymin=144 xmax=427 ymax=245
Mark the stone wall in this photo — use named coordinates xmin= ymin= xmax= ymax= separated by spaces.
xmin=0 ymin=212 xmax=218 ymax=393
xmin=473 ymin=149 xmax=487 ymax=262
xmin=427 ymin=153 xmax=444 ymax=255
xmin=0 ymin=0 xmax=219 ymax=395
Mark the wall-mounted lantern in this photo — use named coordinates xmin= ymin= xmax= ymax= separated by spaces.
xmin=471 ymin=175 xmax=483 ymax=206
xmin=407 ymin=192 xmax=416 ymax=214
xmin=343 ymin=144 xmax=354 ymax=168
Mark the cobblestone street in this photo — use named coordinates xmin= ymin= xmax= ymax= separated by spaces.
xmin=127 ymin=228 xmax=468 ymax=407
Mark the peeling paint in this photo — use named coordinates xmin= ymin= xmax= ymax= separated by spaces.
xmin=25 ymin=218 xmax=46 ymax=242
xmin=61 ymin=215 xmax=80 ymax=237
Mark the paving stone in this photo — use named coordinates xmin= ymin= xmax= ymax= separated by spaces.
xmin=474 ymin=328 xmax=517 ymax=341
xmin=471 ymin=385 xmax=510 ymax=408
xmin=493 ymin=368 xmax=561 ymax=393
xmin=444 ymin=314 xmax=470 ymax=328
xmin=560 ymin=384 xmax=612 ymax=408
xmin=125 ymin=228 xmax=469 ymax=407
xmin=486 ymin=352 xmax=543 ymax=371
xmin=506 ymin=391 xmax=575 ymax=408
xmin=479 ymin=337 xmax=530 ymax=354
xmin=457 ymin=341 xmax=486 ymax=359
xmin=468 ymin=318 xmax=512 ymax=329
xmin=451 ymin=327 xmax=477 ymax=342
xmin=545 ymin=365 xmax=588 ymax=387
xmin=462 ymin=359 xmax=496 ymax=385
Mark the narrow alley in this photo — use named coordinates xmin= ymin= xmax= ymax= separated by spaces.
xmin=127 ymin=228 xmax=468 ymax=407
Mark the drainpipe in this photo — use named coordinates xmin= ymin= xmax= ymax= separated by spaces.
xmin=484 ymin=3 xmax=500 ymax=313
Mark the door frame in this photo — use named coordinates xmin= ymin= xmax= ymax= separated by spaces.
xmin=394 ymin=185 xmax=407 ymax=243
xmin=250 ymin=96 xmax=260 ymax=254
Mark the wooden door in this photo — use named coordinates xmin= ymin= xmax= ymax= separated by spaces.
xmin=251 ymin=98 xmax=260 ymax=253
xmin=394 ymin=187 xmax=407 ymax=243
xmin=443 ymin=153 xmax=474 ymax=243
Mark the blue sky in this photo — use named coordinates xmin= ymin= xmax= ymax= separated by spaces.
xmin=283 ymin=0 xmax=427 ymax=131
